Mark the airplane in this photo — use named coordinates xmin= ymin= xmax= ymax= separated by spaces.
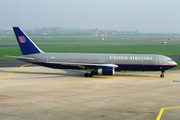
xmin=12 ymin=27 xmax=177 ymax=78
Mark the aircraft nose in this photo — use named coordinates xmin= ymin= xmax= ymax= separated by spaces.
xmin=172 ymin=61 xmax=177 ymax=66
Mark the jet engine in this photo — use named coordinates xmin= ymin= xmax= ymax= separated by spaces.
xmin=97 ymin=67 xmax=115 ymax=75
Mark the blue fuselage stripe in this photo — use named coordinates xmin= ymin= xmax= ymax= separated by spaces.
xmin=30 ymin=62 xmax=176 ymax=71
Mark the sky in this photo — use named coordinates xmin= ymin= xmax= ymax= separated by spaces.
xmin=1 ymin=0 xmax=180 ymax=33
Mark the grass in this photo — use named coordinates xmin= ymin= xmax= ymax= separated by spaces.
xmin=38 ymin=45 xmax=180 ymax=56
xmin=1 ymin=45 xmax=180 ymax=59
xmin=0 ymin=47 xmax=21 ymax=59
xmin=1 ymin=36 xmax=180 ymax=45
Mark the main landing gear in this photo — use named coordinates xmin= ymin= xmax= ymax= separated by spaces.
xmin=160 ymin=70 xmax=165 ymax=78
xmin=84 ymin=71 xmax=95 ymax=77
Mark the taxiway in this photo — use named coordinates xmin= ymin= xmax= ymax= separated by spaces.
xmin=0 ymin=66 xmax=180 ymax=120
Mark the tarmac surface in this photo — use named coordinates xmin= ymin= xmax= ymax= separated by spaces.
xmin=0 ymin=65 xmax=180 ymax=120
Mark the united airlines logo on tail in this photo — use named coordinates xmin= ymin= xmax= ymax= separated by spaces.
xmin=18 ymin=36 xmax=26 ymax=43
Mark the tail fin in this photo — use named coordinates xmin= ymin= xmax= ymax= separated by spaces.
xmin=13 ymin=27 xmax=44 ymax=55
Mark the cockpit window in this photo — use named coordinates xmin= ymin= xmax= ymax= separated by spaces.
xmin=167 ymin=59 xmax=173 ymax=62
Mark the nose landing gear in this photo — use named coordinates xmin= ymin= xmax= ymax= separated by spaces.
xmin=160 ymin=70 xmax=165 ymax=78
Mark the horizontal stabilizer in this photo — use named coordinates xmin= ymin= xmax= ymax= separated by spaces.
xmin=5 ymin=55 xmax=34 ymax=60
xmin=16 ymin=57 xmax=35 ymax=60
xmin=5 ymin=55 xmax=18 ymax=58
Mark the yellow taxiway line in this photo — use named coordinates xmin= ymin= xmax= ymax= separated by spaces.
xmin=156 ymin=106 xmax=180 ymax=120
xmin=1 ymin=65 xmax=180 ymax=119
xmin=0 ymin=64 xmax=179 ymax=85
xmin=0 ymin=64 xmax=32 ymax=80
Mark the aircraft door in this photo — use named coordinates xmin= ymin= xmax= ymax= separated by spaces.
xmin=156 ymin=58 xmax=161 ymax=65
xmin=43 ymin=56 xmax=48 ymax=63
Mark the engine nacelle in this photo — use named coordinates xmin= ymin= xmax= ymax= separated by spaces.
xmin=97 ymin=67 xmax=115 ymax=75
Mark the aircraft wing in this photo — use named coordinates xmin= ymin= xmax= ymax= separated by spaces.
xmin=47 ymin=62 xmax=118 ymax=69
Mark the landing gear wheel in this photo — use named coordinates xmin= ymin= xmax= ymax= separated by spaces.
xmin=88 ymin=73 xmax=93 ymax=77
xmin=84 ymin=73 xmax=89 ymax=77
xmin=84 ymin=73 xmax=93 ymax=77
xmin=84 ymin=70 xmax=95 ymax=77
xmin=90 ymin=71 xmax=95 ymax=75
xmin=160 ymin=70 xmax=165 ymax=78
xmin=160 ymin=74 xmax=164 ymax=78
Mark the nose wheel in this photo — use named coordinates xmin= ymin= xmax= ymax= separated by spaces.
xmin=160 ymin=70 xmax=165 ymax=78
xmin=160 ymin=74 xmax=164 ymax=78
